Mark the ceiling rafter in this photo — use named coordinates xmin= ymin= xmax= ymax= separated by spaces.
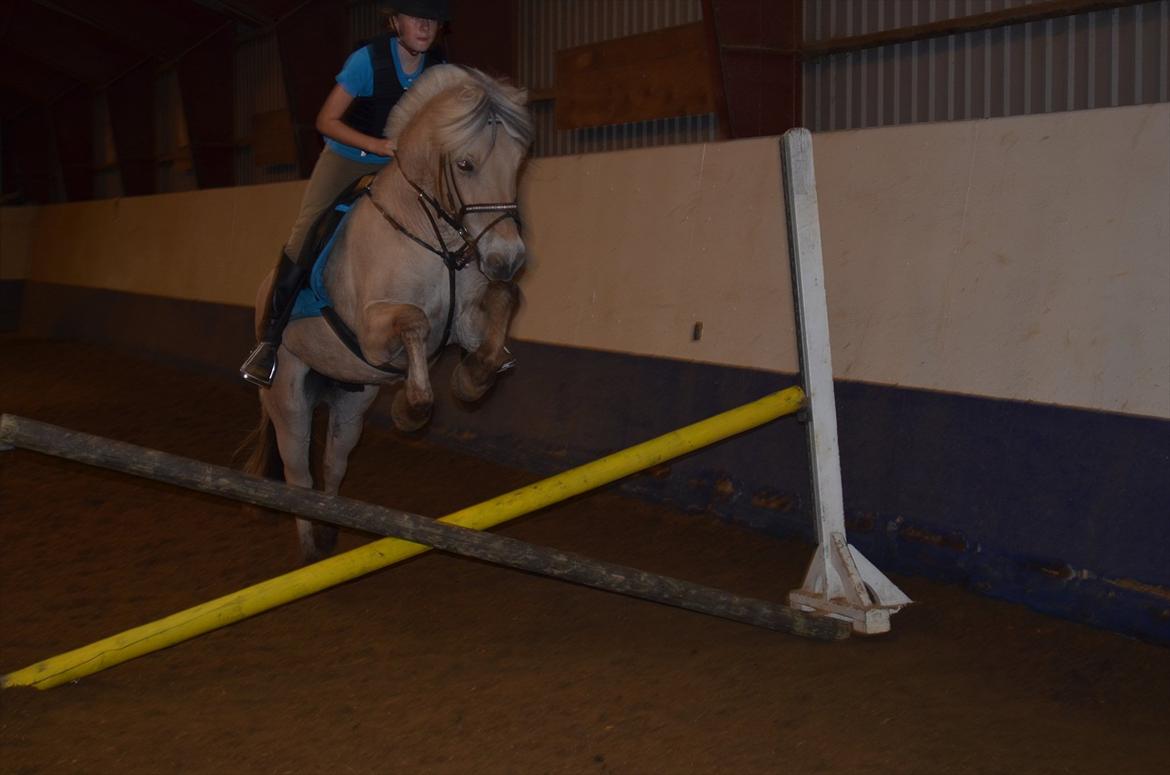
xmin=194 ymin=0 xmax=275 ymax=27
xmin=0 ymin=0 xmax=335 ymax=197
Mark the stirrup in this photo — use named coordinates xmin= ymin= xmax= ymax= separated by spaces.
xmin=240 ymin=341 xmax=278 ymax=388
xmin=497 ymin=346 xmax=517 ymax=374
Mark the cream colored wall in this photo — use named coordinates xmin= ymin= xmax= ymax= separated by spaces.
xmin=23 ymin=182 xmax=303 ymax=306
xmin=813 ymin=105 xmax=1169 ymax=420
xmin=513 ymin=140 xmax=799 ymax=373
xmin=516 ymin=103 xmax=1169 ymax=419
xmin=1 ymin=206 xmax=38 ymax=280
xmin=10 ymin=103 xmax=1168 ymax=419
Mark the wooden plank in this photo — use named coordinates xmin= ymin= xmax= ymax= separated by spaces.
xmin=251 ymin=109 xmax=297 ymax=167
xmin=699 ymin=0 xmax=731 ymax=140
xmin=780 ymin=130 xmax=845 ymax=542
xmin=555 ymin=22 xmax=715 ymax=131
xmin=800 ymin=0 xmax=1141 ymax=59
xmin=703 ymin=0 xmax=802 ymax=138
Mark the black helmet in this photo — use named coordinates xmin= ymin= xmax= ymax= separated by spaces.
xmin=387 ymin=0 xmax=451 ymax=21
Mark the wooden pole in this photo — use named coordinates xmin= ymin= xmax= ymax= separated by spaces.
xmin=1 ymin=387 xmax=847 ymax=690
xmin=798 ymin=0 xmax=1141 ymax=60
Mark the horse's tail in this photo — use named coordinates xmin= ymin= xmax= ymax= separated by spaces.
xmin=239 ymin=400 xmax=284 ymax=482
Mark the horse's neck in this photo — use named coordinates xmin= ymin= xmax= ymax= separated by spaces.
xmin=327 ymin=168 xmax=437 ymax=321
xmin=369 ymin=163 xmax=416 ymax=211
xmin=370 ymin=160 xmax=460 ymax=246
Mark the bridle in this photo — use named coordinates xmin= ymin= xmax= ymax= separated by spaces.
xmin=363 ymin=116 xmax=521 ymax=274
xmin=338 ymin=114 xmax=521 ymax=376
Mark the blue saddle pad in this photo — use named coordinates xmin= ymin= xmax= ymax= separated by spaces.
xmin=290 ymin=203 xmax=354 ymax=321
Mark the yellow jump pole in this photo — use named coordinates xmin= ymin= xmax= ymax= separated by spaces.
xmin=2 ymin=387 xmax=804 ymax=690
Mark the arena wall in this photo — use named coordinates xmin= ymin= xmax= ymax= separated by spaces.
xmin=4 ymin=102 xmax=1168 ymax=642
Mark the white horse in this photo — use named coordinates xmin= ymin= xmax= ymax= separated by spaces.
xmin=245 ymin=65 xmax=532 ymax=561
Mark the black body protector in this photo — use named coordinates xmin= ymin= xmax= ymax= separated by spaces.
xmin=342 ymin=35 xmax=446 ymax=141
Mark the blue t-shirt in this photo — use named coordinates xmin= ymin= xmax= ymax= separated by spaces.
xmin=325 ymin=40 xmax=429 ymax=164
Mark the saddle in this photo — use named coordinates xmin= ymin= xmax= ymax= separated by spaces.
xmin=290 ymin=173 xmax=377 ymax=323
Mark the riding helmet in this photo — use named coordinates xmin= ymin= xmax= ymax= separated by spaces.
xmin=385 ymin=0 xmax=452 ymax=21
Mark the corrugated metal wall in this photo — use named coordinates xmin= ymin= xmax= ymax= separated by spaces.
xmin=348 ymin=0 xmax=384 ymax=47
xmin=803 ymin=0 xmax=1170 ymax=130
xmin=96 ymin=0 xmax=1170 ymax=196
xmin=92 ymin=94 xmax=121 ymax=200
xmin=155 ymin=68 xmax=197 ymax=194
xmin=516 ymin=0 xmax=717 ymax=156
xmin=234 ymin=31 xmax=299 ymax=186
xmin=228 ymin=1 xmax=381 ymax=187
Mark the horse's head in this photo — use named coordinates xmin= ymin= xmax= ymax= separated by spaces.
xmin=388 ymin=66 xmax=532 ymax=282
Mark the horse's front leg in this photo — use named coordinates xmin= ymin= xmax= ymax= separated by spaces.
xmin=452 ymin=280 xmax=519 ymax=403
xmin=361 ymin=302 xmax=433 ymax=432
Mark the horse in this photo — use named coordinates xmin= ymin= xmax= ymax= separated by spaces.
xmin=244 ymin=65 xmax=532 ymax=562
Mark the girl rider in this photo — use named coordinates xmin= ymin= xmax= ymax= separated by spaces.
xmin=241 ymin=0 xmax=450 ymax=387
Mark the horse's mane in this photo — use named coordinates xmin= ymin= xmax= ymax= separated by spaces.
xmin=385 ymin=65 xmax=532 ymax=153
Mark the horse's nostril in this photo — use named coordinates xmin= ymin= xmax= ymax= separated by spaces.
xmin=484 ymin=253 xmax=521 ymax=282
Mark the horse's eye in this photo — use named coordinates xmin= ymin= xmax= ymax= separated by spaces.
xmin=455 ymin=158 xmax=475 ymax=173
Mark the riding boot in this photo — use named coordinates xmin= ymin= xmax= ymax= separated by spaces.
xmin=240 ymin=252 xmax=309 ymax=387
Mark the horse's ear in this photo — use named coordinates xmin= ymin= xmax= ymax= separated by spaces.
xmin=515 ymin=87 xmax=529 ymax=107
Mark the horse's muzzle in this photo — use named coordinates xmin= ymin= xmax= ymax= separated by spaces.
xmin=482 ymin=250 xmax=526 ymax=282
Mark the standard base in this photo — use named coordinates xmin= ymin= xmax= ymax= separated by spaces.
xmin=789 ymin=532 xmax=911 ymax=635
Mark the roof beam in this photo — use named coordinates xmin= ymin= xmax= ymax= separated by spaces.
xmin=26 ymin=0 xmax=225 ymax=61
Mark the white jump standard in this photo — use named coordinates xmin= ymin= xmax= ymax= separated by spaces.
xmin=781 ymin=128 xmax=911 ymax=634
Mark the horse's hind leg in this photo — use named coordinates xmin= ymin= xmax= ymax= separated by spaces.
xmin=452 ymin=280 xmax=519 ymax=403
xmin=262 ymin=347 xmax=314 ymax=490
xmin=321 ymin=384 xmax=380 ymax=494
xmin=361 ymin=302 xmax=433 ymax=432
xmin=296 ymin=386 xmax=378 ymax=561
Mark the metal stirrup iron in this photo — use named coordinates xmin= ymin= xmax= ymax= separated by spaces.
xmin=240 ymin=342 xmax=278 ymax=387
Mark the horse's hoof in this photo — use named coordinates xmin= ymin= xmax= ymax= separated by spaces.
xmin=391 ymin=390 xmax=432 ymax=432
xmin=452 ymin=358 xmax=496 ymax=403
xmin=297 ymin=520 xmax=338 ymax=564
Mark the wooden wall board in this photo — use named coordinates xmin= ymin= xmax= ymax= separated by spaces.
xmin=554 ymin=23 xmax=715 ymax=131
